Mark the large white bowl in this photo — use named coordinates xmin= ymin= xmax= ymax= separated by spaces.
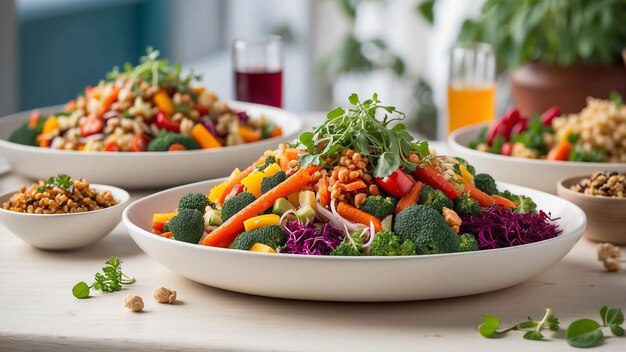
xmin=448 ymin=123 xmax=626 ymax=194
xmin=0 ymin=184 xmax=129 ymax=250
xmin=123 ymin=178 xmax=586 ymax=302
xmin=0 ymin=102 xmax=303 ymax=189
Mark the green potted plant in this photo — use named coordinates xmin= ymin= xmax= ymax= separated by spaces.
xmin=457 ymin=0 xmax=626 ymax=115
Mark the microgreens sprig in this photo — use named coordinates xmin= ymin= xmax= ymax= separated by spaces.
xmin=296 ymin=93 xmax=429 ymax=178
xmin=478 ymin=308 xmax=559 ymax=341
xmin=72 ymin=256 xmax=136 ymax=299
xmin=106 ymin=47 xmax=201 ymax=94
xmin=37 ymin=174 xmax=73 ymax=193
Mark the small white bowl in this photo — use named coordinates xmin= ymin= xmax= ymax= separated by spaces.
xmin=0 ymin=184 xmax=130 ymax=250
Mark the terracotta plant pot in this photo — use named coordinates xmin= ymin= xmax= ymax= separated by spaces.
xmin=510 ymin=62 xmax=626 ymax=116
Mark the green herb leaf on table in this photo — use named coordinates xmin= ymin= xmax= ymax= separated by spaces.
xmin=296 ymin=93 xmax=429 ymax=178
xmin=478 ymin=314 xmax=501 ymax=338
xmin=566 ymin=319 xmax=604 ymax=348
xmin=478 ymin=308 xmax=558 ymax=341
xmin=72 ymin=256 xmax=136 ymax=299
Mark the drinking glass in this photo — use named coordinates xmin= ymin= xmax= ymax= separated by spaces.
xmin=447 ymin=42 xmax=496 ymax=133
xmin=232 ymin=36 xmax=283 ymax=108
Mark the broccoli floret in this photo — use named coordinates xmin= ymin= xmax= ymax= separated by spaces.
xmin=162 ymin=223 xmax=171 ymax=233
xmin=9 ymin=122 xmax=41 ymax=147
xmin=230 ymin=225 xmax=285 ymax=250
xmin=453 ymin=193 xmax=481 ymax=216
xmin=419 ymin=185 xmax=453 ymax=214
xmin=330 ymin=242 xmax=362 ymax=256
xmin=474 ymin=173 xmax=498 ymax=195
xmin=452 ymin=157 xmax=476 ymax=177
xmin=360 ymin=196 xmax=395 ymax=219
xmin=499 ymin=190 xmax=537 ymax=214
xmin=459 ymin=233 xmax=479 ymax=252
xmin=178 ymin=192 xmax=211 ymax=213
xmin=221 ymin=192 xmax=256 ymax=222
xmin=370 ymin=231 xmax=416 ymax=256
xmin=168 ymin=209 xmax=205 ymax=244
xmin=261 ymin=171 xmax=286 ymax=194
xmin=256 ymin=155 xmax=276 ymax=171
xmin=147 ymin=132 xmax=199 ymax=151
xmin=394 ymin=204 xmax=460 ymax=254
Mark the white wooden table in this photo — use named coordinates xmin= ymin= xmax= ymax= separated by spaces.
xmin=1 ymin=145 xmax=625 ymax=351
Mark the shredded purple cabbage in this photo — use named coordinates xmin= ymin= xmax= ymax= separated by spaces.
xmin=460 ymin=207 xmax=562 ymax=250
xmin=280 ymin=221 xmax=344 ymax=255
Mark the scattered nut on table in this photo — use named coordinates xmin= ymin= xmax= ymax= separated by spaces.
xmin=153 ymin=287 xmax=177 ymax=304
xmin=124 ymin=295 xmax=144 ymax=312
xmin=596 ymin=243 xmax=622 ymax=272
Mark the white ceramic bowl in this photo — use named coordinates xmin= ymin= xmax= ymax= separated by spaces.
xmin=0 ymin=102 xmax=303 ymax=189
xmin=123 ymin=179 xmax=586 ymax=302
xmin=448 ymin=123 xmax=626 ymax=194
xmin=0 ymin=184 xmax=129 ymax=250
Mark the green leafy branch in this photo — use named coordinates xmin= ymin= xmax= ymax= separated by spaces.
xmin=72 ymin=256 xmax=135 ymax=299
xmin=37 ymin=174 xmax=73 ymax=193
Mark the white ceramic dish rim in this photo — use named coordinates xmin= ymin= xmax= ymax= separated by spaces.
xmin=0 ymin=101 xmax=302 ymax=156
xmin=448 ymin=122 xmax=626 ymax=168
xmin=0 ymin=184 xmax=130 ymax=218
xmin=123 ymin=178 xmax=586 ymax=262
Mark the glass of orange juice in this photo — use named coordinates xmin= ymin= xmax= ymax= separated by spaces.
xmin=447 ymin=42 xmax=496 ymax=133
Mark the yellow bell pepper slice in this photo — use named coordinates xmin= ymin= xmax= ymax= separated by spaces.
xmin=263 ymin=163 xmax=281 ymax=178
xmin=240 ymin=171 xmax=265 ymax=197
xmin=42 ymin=116 xmax=60 ymax=135
xmin=243 ymin=214 xmax=280 ymax=232
xmin=209 ymin=169 xmax=240 ymax=203
xmin=153 ymin=212 xmax=178 ymax=223
xmin=249 ymin=243 xmax=276 ymax=253
xmin=559 ymin=126 xmax=574 ymax=145
xmin=459 ymin=165 xmax=474 ymax=183
xmin=153 ymin=90 xmax=175 ymax=115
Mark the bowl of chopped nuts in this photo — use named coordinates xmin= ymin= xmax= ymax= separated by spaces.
xmin=0 ymin=174 xmax=130 ymax=250
xmin=557 ymin=171 xmax=626 ymax=244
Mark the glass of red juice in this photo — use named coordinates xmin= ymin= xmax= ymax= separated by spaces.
xmin=232 ymin=36 xmax=283 ymax=108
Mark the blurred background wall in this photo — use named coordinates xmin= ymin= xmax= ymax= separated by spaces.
xmin=1 ymin=0 xmax=487 ymax=138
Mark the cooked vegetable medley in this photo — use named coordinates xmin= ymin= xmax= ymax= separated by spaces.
xmin=9 ymin=48 xmax=281 ymax=152
xmin=153 ymin=94 xmax=561 ymax=256
xmin=468 ymin=92 xmax=626 ymax=163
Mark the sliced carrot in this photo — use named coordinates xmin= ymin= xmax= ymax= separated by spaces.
xmin=202 ymin=169 xmax=312 ymax=247
xmin=28 ymin=110 xmax=41 ymax=128
xmin=492 ymin=195 xmax=517 ymax=209
xmin=412 ymin=163 xmax=459 ymax=200
xmin=270 ymin=126 xmax=283 ymax=138
xmin=396 ymin=181 xmax=424 ymax=214
xmin=191 ymin=124 xmax=221 ymax=149
xmin=337 ymin=202 xmax=382 ymax=232
xmin=318 ymin=176 xmax=331 ymax=207
xmin=305 ymin=165 xmax=323 ymax=175
xmin=98 ymin=87 xmax=120 ymax=118
xmin=218 ymin=156 xmax=267 ymax=205
xmin=238 ymin=126 xmax=261 ymax=143
xmin=339 ymin=180 xmax=367 ymax=192
xmin=278 ymin=148 xmax=304 ymax=171
xmin=547 ymin=143 xmax=571 ymax=161
xmin=157 ymin=231 xmax=173 ymax=238
xmin=464 ymin=183 xmax=496 ymax=207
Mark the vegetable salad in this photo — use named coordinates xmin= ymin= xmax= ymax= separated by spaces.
xmin=9 ymin=48 xmax=281 ymax=152
xmin=468 ymin=92 xmax=626 ymax=163
xmin=153 ymin=94 xmax=561 ymax=256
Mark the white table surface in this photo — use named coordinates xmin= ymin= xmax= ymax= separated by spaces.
xmin=1 ymin=123 xmax=625 ymax=351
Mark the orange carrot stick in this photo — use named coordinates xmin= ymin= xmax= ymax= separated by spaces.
xmin=464 ymin=183 xmax=496 ymax=207
xmin=492 ymin=195 xmax=517 ymax=209
xmin=202 ymin=168 xmax=312 ymax=247
xmin=339 ymin=180 xmax=367 ymax=192
xmin=396 ymin=181 xmax=424 ymax=214
xmin=337 ymin=202 xmax=382 ymax=232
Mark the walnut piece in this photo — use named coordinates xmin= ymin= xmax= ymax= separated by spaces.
xmin=124 ymin=295 xmax=144 ymax=312
xmin=153 ymin=287 xmax=177 ymax=304
xmin=597 ymin=243 xmax=622 ymax=272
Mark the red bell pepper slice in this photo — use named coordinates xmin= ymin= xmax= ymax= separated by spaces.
xmin=156 ymin=111 xmax=180 ymax=133
xmin=542 ymin=106 xmax=561 ymax=126
xmin=374 ymin=168 xmax=415 ymax=198
xmin=412 ymin=164 xmax=459 ymax=200
xmin=225 ymin=184 xmax=245 ymax=201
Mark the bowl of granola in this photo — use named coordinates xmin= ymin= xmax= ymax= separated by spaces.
xmin=0 ymin=174 xmax=129 ymax=250
xmin=557 ymin=171 xmax=626 ymax=244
